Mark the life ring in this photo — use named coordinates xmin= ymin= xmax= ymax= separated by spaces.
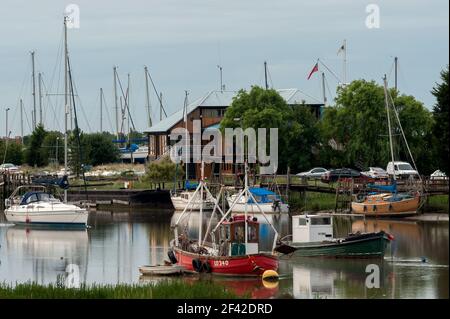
xmin=192 ymin=259 xmax=202 ymax=272
xmin=167 ymin=250 xmax=178 ymax=264
xmin=357 ymin=194 xmax=365 ymax=202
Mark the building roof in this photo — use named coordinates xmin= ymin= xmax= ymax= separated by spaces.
xmin=145 ymin=89 xmax=323 ymax=134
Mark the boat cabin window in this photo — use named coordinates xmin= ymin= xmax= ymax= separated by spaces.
xmin=24 ymin=193 xmax=39 ymax=204
xmin=230 ymin=222 xmax=259 ymax=243
xmin=310 ymin=217 xmax=331 ymax=225
xmin=298 ymin=218 xmax=307 ymax=226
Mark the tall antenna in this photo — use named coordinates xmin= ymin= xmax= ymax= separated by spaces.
xmin=99 ymin=88 xmax=103 ymax=132
xmin=321 ymin=72 xmax=327 ymax=106
xmin=31 ymin=51 xmax=36 ymax=129
xmin=217 ymin=65 xmax=224 ymax=91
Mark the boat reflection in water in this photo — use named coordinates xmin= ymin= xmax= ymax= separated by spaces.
xmin=139 ymin=275 xmax=279 ymax=299
xmin=4 ymin=226 xmax=89 ymax=285
xmin=282 ymin=258 xmax=388 ymax=299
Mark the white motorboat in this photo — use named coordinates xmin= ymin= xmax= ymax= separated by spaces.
xmin=4 ymin=186 xmax=88 ymax=227
xmin=227 ymin=187 xmax=289 ymax=214
xmin=171 ymin=190 xmax=215 ymax=211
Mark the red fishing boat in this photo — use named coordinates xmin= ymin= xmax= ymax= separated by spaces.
xmin=171 ymin=215 xmax=278 ymax=276
xmin=169 ymin=162 xmax=279 ymax=276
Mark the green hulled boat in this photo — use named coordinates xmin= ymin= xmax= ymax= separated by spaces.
xmin=275 ymin=215 xmax=394 ymax=258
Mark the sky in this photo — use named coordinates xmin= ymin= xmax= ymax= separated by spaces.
xmin=0 ymin=0 xmax=448 ymax=137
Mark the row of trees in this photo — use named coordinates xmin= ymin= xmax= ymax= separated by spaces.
xmin=2 ymin=126 xmax=121 ymax=171
xmin=221 ymin=66 xmax=449 ymax=176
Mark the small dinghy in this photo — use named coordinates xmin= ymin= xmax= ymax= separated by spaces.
xmin=139 ymin=264 xmax=185 ymax=276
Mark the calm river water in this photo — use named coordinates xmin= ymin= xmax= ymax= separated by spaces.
xmin=0 ymin=210 xmax=448 ymax=299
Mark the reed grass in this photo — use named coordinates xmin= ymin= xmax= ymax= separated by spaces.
xmin=0 ymin=280 xmax=241 ymax=299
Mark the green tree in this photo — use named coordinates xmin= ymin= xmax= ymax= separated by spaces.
xmin=220 ymin=86 xmax=293 ymax=172
xmin=143 ymin=155 xmax=177 ymax=184
xmin=83 ymin=132 xmax=120 ymax=166
xmin=25 ymin=124 xmax=47 ymax=167
xmin=284 ymin=104 xmax=321 ymax=172
xmin=319 ymin=80 xmax=433 ymax=173
xmin=431 ymin=66 xmax=449 ymax=175
xmin=0 ymin=141 xmax=24 ymax=165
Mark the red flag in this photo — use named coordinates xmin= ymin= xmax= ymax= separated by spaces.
xmin=307 ymin=62 xmax=319 ymax=80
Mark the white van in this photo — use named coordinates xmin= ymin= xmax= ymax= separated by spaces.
xmin=386 ymin=161 xmax=419 ymax=179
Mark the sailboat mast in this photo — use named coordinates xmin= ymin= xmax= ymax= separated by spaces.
xmin=144 ymin=66 xmax=152 ymax=128
xmin=113 ymin=66 xmax=119 ymax=139
xmin=383 ymin=75 xmax=396 ymax=181
xmin=394 ymin=56 xmax=398 ymax=90
xmin=264 ymin=61 xmax=268 ymax=90
xmin=20 ymin=99 xmax=24 ymax=143
xmin=31 ymin=51 xmax=36 ymax=129
xmin=184 ymin=91 xmax=189 ymax=183
xmin=38 ymin=72 xmax=43 ymax=126
xmin=64 ymin=16 xmax=69 ymax=202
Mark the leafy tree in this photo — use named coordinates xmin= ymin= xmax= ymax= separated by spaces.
xmin=220 ymin=86 xmax=293 ymax=172
xmin=0 ymin=141 xmax=24 ymax=165
xmin=143 ymin=155 xmax=177 ymax=184
xmin=83 ymin=132 xmax=120 ymax=166
xmin=319 ymin=80 xmax=433 ymax=173
xmin=284 ymin=104 xmax=321 ymax=172
xmin=25 ymin=124 xmax=47 ymax=167
xmin=431 ymin=66 xmax=449 ymax=175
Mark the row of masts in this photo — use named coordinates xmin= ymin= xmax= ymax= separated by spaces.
xmin=13 ymin=38 xmax=402 ymax=139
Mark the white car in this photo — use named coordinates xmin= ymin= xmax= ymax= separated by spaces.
xmin=361 ymin=167 xmax=389 ymax=179
xmin=296 ymin=167 xmax=328 ymax=179
xmin=386 ymin=161 xmax=419 ymax=179
xmin=430 ymin=170 xmax=447 ymax=180
xmin=0 ymin=163 xmax=20 ymax=173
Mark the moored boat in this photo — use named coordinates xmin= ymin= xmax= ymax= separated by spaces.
xmin=275 ymin=214 xmax=393 ymax=258
xmin=227 ymin=187 xmax=289 ymax=214
xmin=4 ymin=185 xmax=88 ymax=227
xmin=169 ymin=162 xmax=279 ymax=276
xmin=351 ymin=191 xmax=420 ymax=216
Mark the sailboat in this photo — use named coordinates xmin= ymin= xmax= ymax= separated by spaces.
xmin=169 ymin=162 xmax=279 ymax=276
xmin=4 ymin=17 xmax=89 ymax=227
xmin=351 ymin=76 xmax=421 ymax=216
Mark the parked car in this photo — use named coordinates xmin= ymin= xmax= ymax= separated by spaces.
xmin=296 ymin=167 xmax=328 ymax=179
xmin=386 ymin=161 xmax=419 ymax=179
xmin=321 ymin=168 xmax=361 ymax=183
xmin=361 ymin=167 xmax=389 ymax=179
xmin=0 ymin=163 xmax=20 ymax=173
xmin=430 ymin=170 xmax=447 ymax=180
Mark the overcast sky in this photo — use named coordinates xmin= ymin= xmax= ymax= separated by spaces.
xmin=0 ymin=0 xmax=448 ymax=137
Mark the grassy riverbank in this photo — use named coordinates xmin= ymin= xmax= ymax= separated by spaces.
xmin=288 ymin=192 xmax=336 ymax=212
xmin=424 ymin=195 xmax=449 ymax=213
xmin=0 ymin=280 xmax=242 ymax=299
